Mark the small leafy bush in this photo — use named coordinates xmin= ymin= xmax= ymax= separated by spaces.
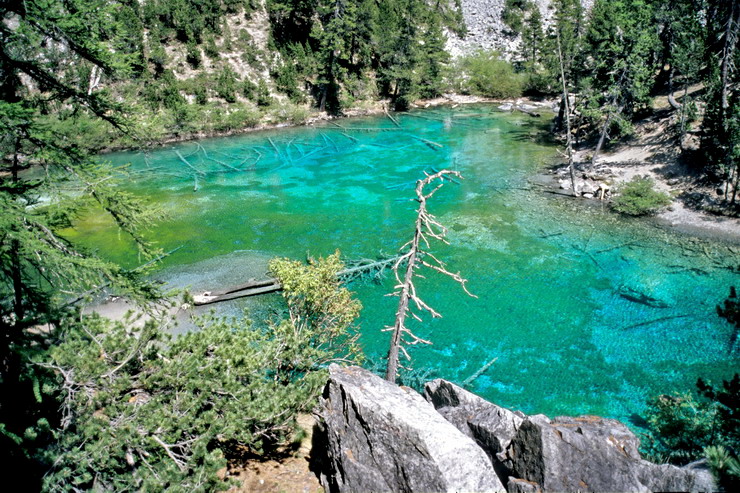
xmin=214 ymin=66 xmax=239 ymax=103
xmin=256 ymin=79 xmax=273 ymax=107
xmin=612 ymin=176 xmax=671 ymax=216
xmin=448 ymin=50 xmax=523 ymax=99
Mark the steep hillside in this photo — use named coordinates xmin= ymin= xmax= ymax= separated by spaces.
xmin=446 ymin=0 xmax=593 ymax=58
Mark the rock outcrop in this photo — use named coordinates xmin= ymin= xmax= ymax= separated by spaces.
xmin=425 ymin=380 xmax=715 ymax=493
xmin=424 ymin=379 xmax=525 ymax=480
xmin=314 ymin=365 xmax=505 ymax=492
xmin=316 ymin=368 xmax=715 ymax=493
xmin=446 ymin=0 xmax=594 ymax=59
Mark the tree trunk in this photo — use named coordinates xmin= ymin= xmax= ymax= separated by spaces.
xmin=720 ymin=0 xmax=740 ymax=204
xmin=591 ymin=110 xmax=612 ymax=169
xmin=385 ymin=221 xmax=421 ymax=382
xmin=556 ymin=29 xmax=577 ymax=196
xmin=721 ymin=0 xmax=740 ymax=113
xmin=10 ymin=142 xmax=24 ymax=322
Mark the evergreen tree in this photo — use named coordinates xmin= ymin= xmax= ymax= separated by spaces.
xmin=1 ymin=0 xmax=159 ymax=478
xmin=701 ymin=0 xmax=740 ymax=205
xmin=580 ymin=0 xmax=662 ymax=163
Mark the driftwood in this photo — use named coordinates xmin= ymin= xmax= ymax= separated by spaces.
xmin=175 ymin=150 xmax=204 ymax=176
xmin=385 ymin=108 xmax=402 ymax=128
xmin=621 ymin=314 xmax=690 ymax=331
xmin=193 ymin=255 xmax=402 ymax=306
xmin=618 ymin=286 xmax=671 ymax=308
xmin=462 ymin=356 xmax=498 ymax=387
xmin=405 ymin=112 xmax=475 ymax=127
xmin=513 ymin=105 xmax=541 ymax=117
xmin=333 ymin=125 xmax=402 ymax=132
xmin=668 ymin=93 xmax=682 ymax=110
xmin=411 ymin=135 xmax=444 ymax=150
xmin=596 ymin=241 xmax=640 ymax=254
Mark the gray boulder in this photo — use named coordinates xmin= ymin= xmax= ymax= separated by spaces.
xmin=314 ymin=365 xmax=505 ymax=493
xmin=503 ymin=414 xmax=715 ymax=492
xmin=424 ymin=379 xmax=525 ymax=480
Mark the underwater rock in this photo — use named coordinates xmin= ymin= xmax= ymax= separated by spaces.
xmin=314 ymin=365 xmax=504 ymax=493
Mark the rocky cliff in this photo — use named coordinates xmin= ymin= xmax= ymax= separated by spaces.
xmin=314 ymin=365 xmax=715 ymax=493
xmin=446 ymin=0 xmax=594 ymax=59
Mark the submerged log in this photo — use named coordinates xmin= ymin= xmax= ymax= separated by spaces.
xmin=385 ymin=108 xmax=402 ymax=128
xmin=462 ymin=357 xmax=498 ymax=387
xmin=175 ymin=150 xmax=205 ymax=176
xmin=513 ymin=105 xmax=541 ymax=117
xmin=618 ymin=286 xmax=672 ymax=308
xmin=411 ymin=135 xmax=444 ymax=150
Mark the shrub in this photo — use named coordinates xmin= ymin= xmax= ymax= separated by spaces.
xmin=242 ymin=79 xmax=257 ymax=100
xmin=185 ymin=42 xmax=202 ymax=68
xmin=217 ymin=103 xmax=261 ymax=131
xmin=38 ymin=253 xmax=361 ymax=491
xmin=214 ymin=66 xmax=239 ymax=103
xmin=612 ymin=176 xmax=671 ymax=216
xmin=641 ymin=374 xmax=740 ymax=486
xmin=449 ymin=50 xmax=523 ymax=99
xmin=269 ymin=101 xmax=311 ymax=125
xmin=274 ymin=61 xmax=304 ymax=103
xmin=641 ymin=392 xmax=721 ymax=464
xmin=204 ymin=35 xmax=220 ymax=60
xmin=256 ymin=79 xmax=273 ymax=107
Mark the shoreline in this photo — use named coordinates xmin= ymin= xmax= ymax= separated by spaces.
xmin=100 ymin=94 xmax=536 ymax=154
xmin=104 ymin=94 xmax=740 ymax=246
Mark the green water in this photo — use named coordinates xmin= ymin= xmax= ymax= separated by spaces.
xmin=67 ymin=105 xmax=739 ymax=423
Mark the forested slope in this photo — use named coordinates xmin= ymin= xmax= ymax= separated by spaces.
xmin=3 ymin=0 xmax=740 ymax=489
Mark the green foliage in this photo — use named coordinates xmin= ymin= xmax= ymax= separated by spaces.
xmin=611 ymin=176 xmax=671 ymax=216
xmin=1 ymin=1 xmax=163 ymax=481
xmin=41 ymin=253 xmax=360 ymax=490
xmin=186 ymin=42 xmax=202 ymax=68
xmin=581 ymin=0 xmax=661 ymax=117
xmin=449 ymin=51 xmax=523 ymax=99
xmin=39 ymin=314 xmax=304 ymax=490
xmin=214 ymin=66 xmax=239 ymax=103
xmin=268 ymin=101 xmax=311 ymax=125
xmin=439 ymin=0 xmax=467 ymax=37
xmin=269 ymin=251 xmax=362 ymax=364
xmin=502 ymin=0 xmax=531 ymax=35
xmin=141 ymin=0 xmax=248 ymax=44
xmin=706 ymin=445 xmax=740 ymax=492
xmin=204 ymin=35 xmax=221 ymax=60
xmin=256 ymin=79 xmax=273 ymax=107
xmin=642 ymin=374 xmax=740 ymax=468
xmin=642 ymin=392 xmax=721 ymax=464
xmin=274 ymin=60 xmax=304 ymax=103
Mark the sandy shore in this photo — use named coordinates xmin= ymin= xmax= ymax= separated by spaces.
xmin=551 ymin=98 xmax=740 ymax=245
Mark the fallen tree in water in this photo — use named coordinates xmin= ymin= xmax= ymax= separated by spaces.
xmin=192 ymin=254 xmax=402 ymax=305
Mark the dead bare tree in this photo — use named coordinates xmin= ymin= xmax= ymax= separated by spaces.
xmin=384 ymin=170 xmax=477 ymax=383
xmin=556 ymin=28 xmax=578 ymax=197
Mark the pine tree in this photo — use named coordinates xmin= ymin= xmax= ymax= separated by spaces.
xmin=1 ymin=0 xmax=159 ymax=477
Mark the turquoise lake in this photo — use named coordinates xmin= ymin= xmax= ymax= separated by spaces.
xmin=68 ymin=105 xmax=739 ymax=424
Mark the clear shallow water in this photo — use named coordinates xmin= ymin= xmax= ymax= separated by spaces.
xmin=66 ymin=105 xmax=739 ymax=423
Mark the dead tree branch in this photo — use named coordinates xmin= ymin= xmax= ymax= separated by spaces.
xmin=384 ymin=170 xmax=476 ymax=382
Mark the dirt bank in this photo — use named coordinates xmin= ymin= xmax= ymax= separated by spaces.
xmin=548 ymin=90 xmax=740 ymax=244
